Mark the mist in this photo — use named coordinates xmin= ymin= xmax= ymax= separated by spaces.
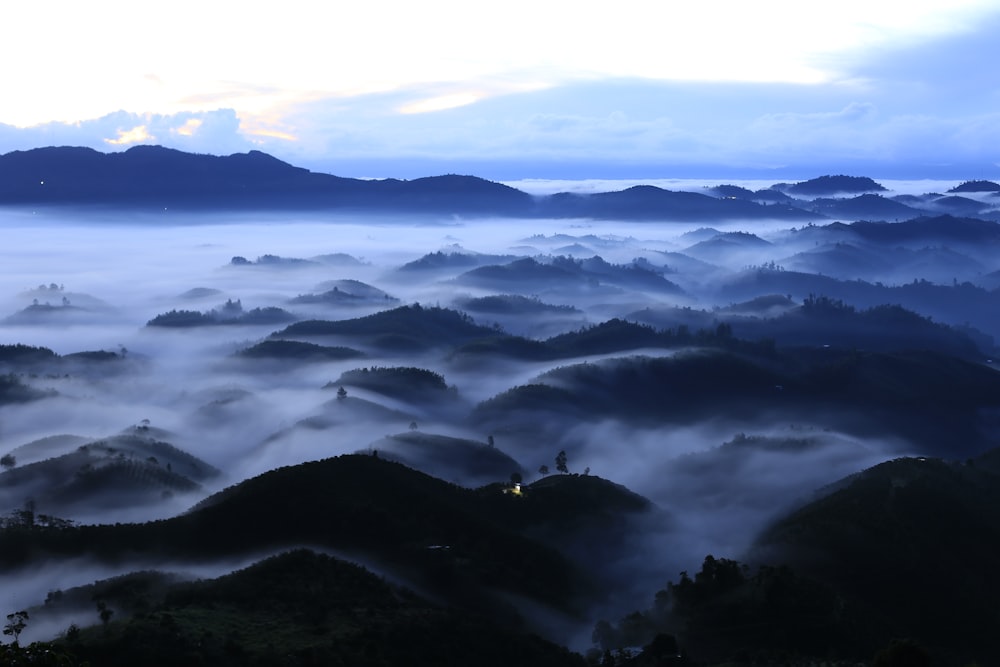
xmin=2 ymin=199 xmax=1000 ymax=649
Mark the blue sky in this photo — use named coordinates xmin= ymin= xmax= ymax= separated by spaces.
xmin=1 ymin=1 xmax=999 ymax=179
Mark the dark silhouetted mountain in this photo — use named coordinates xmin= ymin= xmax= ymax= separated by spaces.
xmin=780 ymin=241 xmax=890 ymax=277
xmin=0 ymin=145 xmax=322 ymax=205
xmin=926 ymin=194 xmax=991 ymax=215
xmin=783 ymin=214 xmax=1000 ymax=251
xmin=748 ymin=297 xmax=981 ymax=358
xmin=376 ymin=174 xmax=535 ymax=214
xmin=146 ymin=300 xmax=297 ymax=327
xmin=753 ymin=453 xmax=1000 ymax=665
xmin=229 ymin=254 xmax=317 ymax=267
xmin=3 ymin=434 xmax=90 ymax=464
xmin=850 ymin=214 xmax=1000 ymax=244
xmin=0 ymin=343 xmax=58 ymax=365
xmin=236 ymin=339 xmax=364 ymax=361
xmin=314 ymin=393 xmax=417 ymax=424
xmin=0 ymin=145 xmax=533 ymax=215
xmin=398 ymin=249 xmax=522 ymax=273
xmin=366 ymin=431 xmax=523 ymax=486
xmin=718 ymin=293 xmax=798 ymax=316
xmin=333 ymin=366 xmax=451 ymax=402
xmin=0 ymin=455 xmax=587 ymax=617
xmin=626 ymin=295 xmax=987 ymax=359
xmin=706 ymin=184 xmax=755 ymax=199
xmin=473 ymin=348 xmax=1000 ymax=457
xmin=0 ymin=374 xmax=55 ymax=405
xmin=456 ymin=257 xmax=582 ymax=291
xmin=0 ymin=431 xmax=218 ymax=514
xmin=312 ymin=278 xmax=390 ymax=298
xmin=0 ymin=345 xmax=130 ymax=384
xmin=19 ymin=146 xmax=978 ymax=222
xmin=780 ymin=175 xmax=887 ymax=196
xmin=274 ymin=304 xmax=498 ymax=352
xmin=779 ymin=241 xmax=986 ymax=284
xmin=286 ymin=288 xmax=367 ymax=305
xmin=753 ymin=188 xmax=797 ymax=203
xmin=289 ymin=280 xmax=399 ymax=305
xmin=948 ymin=179 xmax=1000 ymax=193
xmin=456 ymin=255 xmax=685 ymax=296
xmin=808 ymin=194 xmax=923 ymax=220
xmin=478 ymin=473 xmax=662 ymax=582
xmin=890 ymin=193 xmax=927 ymax=206
xmin=716 ymin=267 xmax=1000 ymax=340
xmin=41 ymin=549 xmax=587 ymax=667
xmin=177 ymin=287 xmax=223 ymax=300
xmin=681 ymin=231 xmax=772 ymax=262
xmin=452 ymin=317 xmax=770 ymax=364
xmin=311 ymin=252 xmax=368 ymax=266
xmin=456 ymin=294 xmax=580 ymax=316
xmin=538 ymin=185 xmax=815 ymax=221
xmin=3 ymin=291 xmax=117 ymax=323
xmin=593 ymin=552 xmax=873 ymax=663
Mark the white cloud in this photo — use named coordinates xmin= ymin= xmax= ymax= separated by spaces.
xmin=104 ymin=125 xmax=154 ymax=146
xmin=172 ymin=118 xmax=203 ymax=137
xmin=1 ymin=0 xmax=997 ymax=131
xmin=0 ymin=110 xmax=251 ymax=156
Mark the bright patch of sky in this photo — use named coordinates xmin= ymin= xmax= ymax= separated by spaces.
xmin=1 ymin=1 xmax=999 ymax=178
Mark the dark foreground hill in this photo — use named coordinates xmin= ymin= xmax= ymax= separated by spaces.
xmin=31 ymin=549 xmax=586 ymax=667
xmin=749 ymin=452 xmax=1000 ymax=665
xmin=585 ymin=449 xmax=1000 ymax=665
xmin=19 ymin=549 xmax=585 ymax=667
xmin=0 ymin=455 xmax=662 ymax=617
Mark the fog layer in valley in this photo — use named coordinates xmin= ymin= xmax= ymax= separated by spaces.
xmin=3 ymin=199 xmax=1000 ymax=647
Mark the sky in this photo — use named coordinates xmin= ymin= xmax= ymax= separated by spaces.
xmin=1 ymin=0 xmax=999 ymax=179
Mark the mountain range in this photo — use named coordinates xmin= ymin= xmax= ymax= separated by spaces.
xmin=3 ymin=145 xmax=997 ymax=222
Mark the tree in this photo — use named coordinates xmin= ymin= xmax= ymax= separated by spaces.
xmin=538 ymin=464 xmax=549 ymax=476
xmin=0 ymin=454 xmax=14 ymax=470
xmin=336 ymin=386 xmax=348 ymax=400
xmin=555 ymin=450 xmax=568 ymax=474
xmin=510 ymin=472 xmax=522 ymax=485
xmin=3 ymin=611 xmax=28 ymax=646
xmin=96 ymin=601 xmax=113 ymax=632
xmin=487 ymin=435 xmax=495 ymax=448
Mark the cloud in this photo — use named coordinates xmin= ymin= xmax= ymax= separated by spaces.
xmin=2 ymin=72 xmax=999 ymax=180
xmin=0 ymin=110 xmax=251 ymax=156
xmin=104 ymin=125 xmax=154 ymax=146
xmin=752 ymin=102 xmax=879 ymax=129
xmin=172 ymin=119 xmax=203 ymax=137
xmin=398 ymin=93 xmax=483 ymax=115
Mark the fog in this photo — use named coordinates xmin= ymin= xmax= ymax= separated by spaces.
xmin=2 ymin=204 xmax=998 ymax=645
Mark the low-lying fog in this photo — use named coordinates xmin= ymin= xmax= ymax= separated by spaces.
xmin=2 ymin=204 xmax=997 ymax=644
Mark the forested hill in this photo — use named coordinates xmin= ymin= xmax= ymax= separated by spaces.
xmin=0 ymin=145 xmax=816 ymax=220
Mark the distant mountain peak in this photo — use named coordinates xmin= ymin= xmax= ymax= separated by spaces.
xmin=948 ymin=179 xmax=1000 ymax=193
xmin=780 ymin=175 xmax=888 ymax=196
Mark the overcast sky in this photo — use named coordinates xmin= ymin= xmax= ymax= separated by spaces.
xmin=2 ymin=1 xmax=999 ymax=179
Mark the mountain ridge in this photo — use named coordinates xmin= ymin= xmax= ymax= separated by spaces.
xmin=0 ymin=145 xmax=878 ymax=221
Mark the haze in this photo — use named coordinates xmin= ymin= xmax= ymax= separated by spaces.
xmin=8 ymin=192 xmax=1000 ymax=648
